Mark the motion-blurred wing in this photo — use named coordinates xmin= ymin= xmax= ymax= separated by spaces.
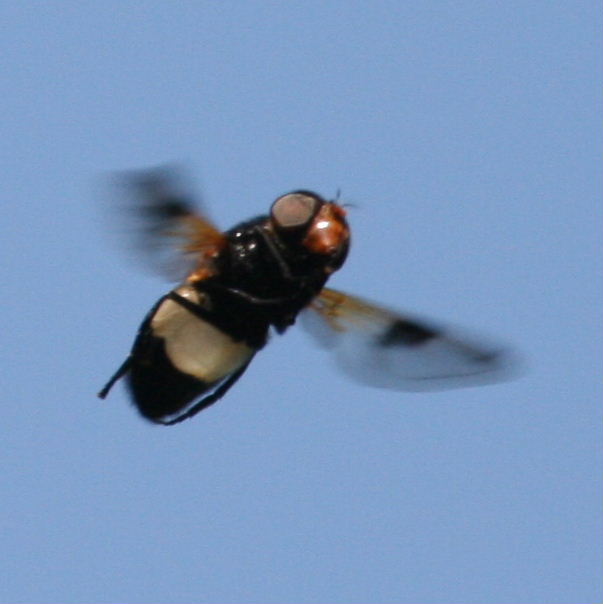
xmin=302 ymin=288 xmax=519 ymax=391
xmin=104 ymin=166 xmax=227 ymax=282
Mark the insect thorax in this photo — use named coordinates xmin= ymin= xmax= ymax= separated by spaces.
xmin=192 ymin=217 xmax=331 ymax=343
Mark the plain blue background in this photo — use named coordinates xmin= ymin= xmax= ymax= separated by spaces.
xmin=1 ymin=3 xmax=601 ymax=603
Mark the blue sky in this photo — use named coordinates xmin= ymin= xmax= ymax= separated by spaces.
xmin=1 ymin=3 xmax=601 ymax=603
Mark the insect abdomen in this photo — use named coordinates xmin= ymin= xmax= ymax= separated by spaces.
xmin=126 ymin=287 xmax=256 ymax=421
xmin=126 ymin=336 xmax=210 ymax=420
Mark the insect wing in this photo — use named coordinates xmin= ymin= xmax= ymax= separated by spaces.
xmin=302 ymin=288 xmax=518 ymax=391
xmin=105 ymin=166 xmax=227 ymax=282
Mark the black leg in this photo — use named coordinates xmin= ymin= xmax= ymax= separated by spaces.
xmin=153 ymin=357 xmax=254 ymax=425
xmin=209 ymin=285 xmax=292 ymax=307
xmin=252 ymin=225 xmax=295 ymax=280
xmin=167 ymin=291 xmax=216 ymax=320
xmin=98 ymin=356 xmax=132 ymax=399
xmin=170 ymin=286 xmax=289 ymax=310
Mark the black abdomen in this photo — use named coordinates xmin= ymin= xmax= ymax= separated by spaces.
xmin=126 ymin=333 xmax=209 ymax=421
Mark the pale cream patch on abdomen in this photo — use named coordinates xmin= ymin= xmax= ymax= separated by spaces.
xmin=151 ymin=286 xmax=254 ymax=383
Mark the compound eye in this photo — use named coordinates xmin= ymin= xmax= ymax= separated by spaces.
xmin=271 ymin=192 xmax=320 ymax=230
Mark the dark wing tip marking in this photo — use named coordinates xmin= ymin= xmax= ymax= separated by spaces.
xmin=469 ymin=348 xmax=500 ymax=364
xmin=378 ymin=319 xmax=505 ymax=367
xmin=378 ymin=319 xmax=438 ymax=347
xmin=129 ymin=170 xmax=195 ymax=220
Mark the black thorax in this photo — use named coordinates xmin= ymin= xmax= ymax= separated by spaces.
xmin=190 ymin=216 xmax=332 ymax=346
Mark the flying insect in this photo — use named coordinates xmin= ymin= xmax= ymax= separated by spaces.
xmin=98 ymin=167 xmax=516 ymax=425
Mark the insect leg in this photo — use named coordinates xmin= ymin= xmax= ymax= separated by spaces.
xmin=166 ymin=290 xmax=215 ymax=321
xmin=153 ymin=357 xmax=254 ymax=425
xmin=171 ymin=285 xmax=290 ymax=310
xmin=252 ymin=225 xmax=295 ymax=280
xmin=98 ymin=356 xmax=132 ymax=399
